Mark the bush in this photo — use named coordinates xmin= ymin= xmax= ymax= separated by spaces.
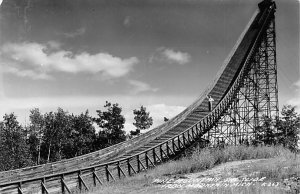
xmin=155 ymin=145 xmax=293 ymax=177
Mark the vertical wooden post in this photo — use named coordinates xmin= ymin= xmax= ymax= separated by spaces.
xmin=152 ymin=148 xmax=156 ymax=164
xmin=160 ymin=145 xmax=163 ymax=161
xmin=137 ymin=155 xmax=140 ymax=172
xmin=127 ymin=159 xmax=131 ymax=176
xmin=93 ymin=167 xmax=97 ymax=186
xmin=166 ymin=142 xmax=170 ymax=156
xmin=105 ymin=165 xmax=109 ymax=182
xmin=18 ymin=182 xmax=23 ymax=194
xmin=117 ymin=162 xmax=121 ymax=179
xmin=78 ymin=171 xmax=82 ymax=191
xmin=172 ymin=139 xmax=176 ymax=153
xmin=145 ymin=152 xmax=149 ymax=168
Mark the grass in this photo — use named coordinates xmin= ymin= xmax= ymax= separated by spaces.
xmin=85 ymin=145 xmax=299 ymax=194
xmin=142 ymin=145 xmax=293 ymax=176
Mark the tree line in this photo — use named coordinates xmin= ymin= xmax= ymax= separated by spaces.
xmin=0 ymin=104 xmax=299 ymax=172
xmin=0 ymin=102 xmax=153 ymax=171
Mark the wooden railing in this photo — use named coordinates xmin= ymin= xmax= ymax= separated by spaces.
xmin=0 ymin=2 xmax=275 ymax=194
xmin=0 ymin=59 xmax=244 ymax=193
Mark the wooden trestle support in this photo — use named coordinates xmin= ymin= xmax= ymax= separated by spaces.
xmin=0 ymin=0 xmax=279 ymax=193
xmin=204 ymin=10 xmax=279 ymax=146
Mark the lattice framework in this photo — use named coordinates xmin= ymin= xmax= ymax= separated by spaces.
xmin=205 ymin=17 xmax=279 ymax=146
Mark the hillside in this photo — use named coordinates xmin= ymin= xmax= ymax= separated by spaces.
xmin=86 ymin=146 xmax=300 ymax=194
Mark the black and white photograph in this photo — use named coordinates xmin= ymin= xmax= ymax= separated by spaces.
xmin=0 ymin=0 xmax=299 ymax=193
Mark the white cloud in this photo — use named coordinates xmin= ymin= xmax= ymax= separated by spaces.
xmin=150 ymin=47 xmax=191 ymax=65
xmin=147 ymin=103 xmax=186 ymax=128
xmin=287 ymin=79 xmax=300 ymax=112
xmin=0 ymin=95 xmax=192 ymax=133
xmin=0 ymin=42 xmax=138 ymax=79
xmin=161 ymin=48 xmax=191 ymax=65
xmin=123 ymin=16 xmax=131 ymax=27
xmin=123 ymin=103 xmax=186 ymax=133
xmin=5 ymin=66 xmax=53 ymax=80
xmin=63 ymin=27 xmax=86 ymax=38
xmin=46 ymin=41 xmax=62 ymax=50
xmin=128 ymin=80 xmax=158 ymax=94
xmin=149 ymin=47 xmax=191 ymax=65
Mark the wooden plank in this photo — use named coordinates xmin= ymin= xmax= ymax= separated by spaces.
xmin=41 ymin=179 xmax=49 ymax=194
xmin=61 ymin=176 xmax=71 ymax=194
xmin=78 ymin=173 xmax=89 ymax=191
xmin=93 ymin=170 xmax=103 ymax=186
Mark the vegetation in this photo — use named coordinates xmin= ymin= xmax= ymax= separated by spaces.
xmin=146 ymin=145 xmax=291 ymax=176
xmin=130 ymin=105 xmax=153 ymax=137
xmin=252 ymin=105 xmax=300 ymax=152
xmin=94 ymin=101 xmax=126 ymax=146
xmin=0 ymin=101 xmax=130 ymax=171
xmin=276 ymin=105 xmax=300 ymax=152
xmin=0 ymin=114 xmax=33 ymax=171
xmin=86 ymin=145 xmax=299 ymax=194
xmin=0 ymin=104 xmax=299 ymax=174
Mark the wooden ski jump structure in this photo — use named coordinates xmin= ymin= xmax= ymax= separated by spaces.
xmin=0 ymin=0 xmax=279 ymax=193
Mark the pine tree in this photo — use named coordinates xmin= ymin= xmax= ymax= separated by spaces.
xmin=131 ymin=106 xmax=153 ymax=136
xmin=94 ymin=101 xmax=126 ymax=146
xmin=253 ymin=115 xmax=277 ymax=145
xmin=276 ymin=105 xmax=300 ymax=152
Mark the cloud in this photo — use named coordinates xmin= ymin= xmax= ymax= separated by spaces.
xmin=0 ymin=94 xmax=191 ymax=133
xmin=287 ymin=79 xmax=300 ymax=112
xmin=122 ymin=103 xmax=186 ymax=133
xmin=46 ymin=41 xmax=62 ymax=50
xmin=147 ymin=103 xmax=186 ymax=128
xmin=4 ymin=66 xmax=53 ymax=80
xmin=128 ymin=80 xmax=158 ymax=94
xmin=123 ymin=16 xmax=131 ymax=27
xmin=0 ymin=95 xmax=186 ymax=133
xmin=63 ymin=27 xmax=86 ymax=38
xmin=161 ymin=48 xmax=191 ymax=65
xmin=150 ymin=47 xmax=191 ymax=65
xmin=0 ymin=42 xmax=139 ymax=79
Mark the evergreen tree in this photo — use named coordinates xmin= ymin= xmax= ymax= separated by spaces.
xmin=253 ymin=115 xmax=277 ymax=145
xmin=276 ymin=105 xmax=300 ymax=152
xmin=131 ymin=106 xmax=153 ymax=136
xmin=94 ymin=101 xmax=126 ymax=146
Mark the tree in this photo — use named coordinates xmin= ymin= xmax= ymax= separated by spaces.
xmin=252 ymin=115 xmax=277 ymax=146
xmin=28 ymin=108 xmax=45 ymax=164
xmin=94 ymin=101 xmax=126 ymax=146
xmin=131 ymin=106 xmax=153 ymax=136
xmin=276 ymin=105 xmax=300 ymax=152
xmin=0 ymin=113 xmax=33 ymax=171
xmin=42 ymin=108 xmax=71 ymax=163
xmin=43 ymin=111 xmax=55 ymax=163
xmin=65 ymin=110 xmax=96 ymax=158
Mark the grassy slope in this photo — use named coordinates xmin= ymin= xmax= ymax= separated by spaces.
xmin=86 ymin=145 xmax=300 ymax=194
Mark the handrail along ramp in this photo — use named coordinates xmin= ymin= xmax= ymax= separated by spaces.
xmin=0 ymin=0 xmax=276 ymax=193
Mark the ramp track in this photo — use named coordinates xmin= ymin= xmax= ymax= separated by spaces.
xmin=0 ymin=1 xmax=276 ymax=193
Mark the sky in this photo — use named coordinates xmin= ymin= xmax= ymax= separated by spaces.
xmin=0 ymin=0 xmax=299 ymax=133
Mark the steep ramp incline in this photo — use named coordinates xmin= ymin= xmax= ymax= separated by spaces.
xmin=0 ymin=1 xmax=276 ymax=193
